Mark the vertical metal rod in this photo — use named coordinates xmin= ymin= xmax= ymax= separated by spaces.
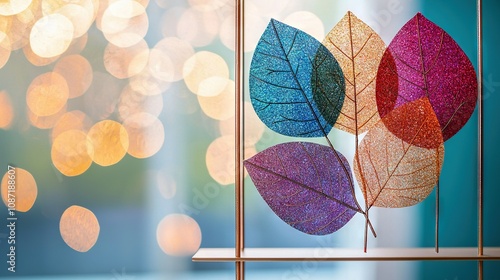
xmin=435 ymin=181 xmax=439 ymax=253
xmin=477 ymin=0 xmax=484 ymax=278
xmin=235 ymin=0 xmax=245 ymax=279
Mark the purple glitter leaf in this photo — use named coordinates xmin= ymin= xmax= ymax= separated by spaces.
xmin=244 ymin=142 xmax=358 ymax=235
xmin=376 ymin=13 xmax=477 ymax=141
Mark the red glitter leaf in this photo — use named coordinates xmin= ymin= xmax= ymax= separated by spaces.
xmin=376 ymin=13 xmax=477 ymax=141
xmin=382 ymin=97 xmax=443 ymax=149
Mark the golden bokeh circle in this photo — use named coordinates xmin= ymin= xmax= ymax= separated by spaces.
xmin=156 ymin=214 xmax=201 ymax=256
xmin=205 ymin=135 xmax=234 ymax=185
xmin=27 ymin=103 xmax=67 ymax=129
xmin=0 ymin=90 xmax=14 ymax=129
xmin=128 ymin=66 xmax=171 ymax=96
xmin=29 ymin=13 xmax=74 ymax=58
xmin=51 ymin=130 xmax=94 ymax=176
xmin=53 ymin=3 xmax=93 ymax=38
xmin=197 ymin=78 xmax=235 ymax=120
xmin=26 ymin=71 xmax=69 ymax=117
xmin=1 ymin=167 xmax=37 ymax=212
xmin=101 ymin=0 xmax=148 ymax=48
xmin=87 ymin=120 xmax=129 ymax=166
xmin=23 ymin=42 xmax=60 ymax=66
xmin=59 ymin=205 xmax=100 ymax=252
xmin=183 ymin=51 xmax=229 ymax=95
xmin=0 ymin=31 xmax=11 ymax=69
xmin=51 ymin=110 xmax=92 ymax=141
xmin=54 ymin=54 xmax=93 ymax=99
xmin=0 ymin=0 xmax=32 ymax=16
xmin=104 ymin=39 xmax=149 ymax=79
xmin=122 ymin=112 xmax=164 ymax=159
xmin=148 ymin=37 xmax=194 ymax=82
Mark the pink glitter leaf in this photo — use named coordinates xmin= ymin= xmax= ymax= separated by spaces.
xmin=376 ymin=13 xmax=477 ymax=141
xmin=244 ymin=142 xmax=358 ymax=235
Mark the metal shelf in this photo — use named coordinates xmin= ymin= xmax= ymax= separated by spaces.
xmin=193 ymin=247 xmax=500 ymax=262
xmin=191 ymin=0 xmax=491 ymax=279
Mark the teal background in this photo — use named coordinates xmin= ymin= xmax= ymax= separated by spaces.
xmin=419 ymin=0 xmax=500 ymax=279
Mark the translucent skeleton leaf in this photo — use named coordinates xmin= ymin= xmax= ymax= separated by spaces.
xmin=244 ymin=142 xmax=358 ymax=235
xmin=321 ymin=11 xmax=385 ymax=135
xmin=354 ymin=98 xmax=445 ymax=208
xmin=249 ymin=19 xmax=345 ymax=138
xmin=376 ymin=13 xmax=478 ymax=142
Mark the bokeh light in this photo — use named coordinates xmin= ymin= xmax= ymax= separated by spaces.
xmin=148 ymin=37 xmax=194 ymax=82
xmin=23 ymin=42 xmax=60 ymax=66
xmin=104 ymin=39 xmax=149 ymax=79
xmin=118 ymin=85 xmax=163 ymax=120
xmin=183 ymin=51 xmax=229 ymax=95
xmin=0 ymin=0 xmax=32 ymax=16
xmin=284 ymin=11 xmax=325 ymax=41
xmin=205 ymin=135 xmax=234 ymax=185
xmin=101 ymin=0 xmax=149 ymax=48
xmin=176 ymin=7 xmax=219 ymax=47
xmin=122 ymin=112 xmax=164 ymax=159
xmin=27 ymin=103 xmax=67 ymax=129
xmin=51 ymin=110 xmax=93 ymax=141
xmin=51 ymin=3 xmax=94 ymax=38
xmin=129 ymin=65 xmax=171 ymax=96
xmin=160 ymin=6 xmax=185 ymax=38
xmin=156 ymin=214 xmax=201 ymax=256
xmin=59 ymin=205 xmax=100 ymax=252
xmin=1 ymin=167 xmax=37 ymax=212
xmin=26 ymin=71 xmax=69 ymax=117
xmin=197 ymin=78 xmax=235 ymax=120
xmin=87 ymin=120 xmax=129 ymax=166
xmin=0 ymin=90 xmax=14 ymax=129
xmin=53 ymin=54 xmax=93 ymax=99
xmin=29 ymin=13 xmax=74 ymax=58
xmin=0 ymin=32 xmax=11 ymax=68
xmin=51 ymin=130 xmax=94 ymax=176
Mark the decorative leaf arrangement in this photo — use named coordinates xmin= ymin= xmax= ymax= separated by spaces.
xmin=244 ymin=12 xmax=477 ymax=251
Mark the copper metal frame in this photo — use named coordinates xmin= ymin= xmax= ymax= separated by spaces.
xmin=193 ymin=0 xmax=498 ymax=279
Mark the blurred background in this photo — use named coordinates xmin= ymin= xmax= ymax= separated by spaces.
xmin=0 ymin=0 xmax=498 ymax=279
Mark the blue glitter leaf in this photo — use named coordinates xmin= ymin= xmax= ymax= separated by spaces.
xmin=244 ymin=142 xmax=358 ymax=235
xmin=249 ymin=19 xmax=345 ymax=138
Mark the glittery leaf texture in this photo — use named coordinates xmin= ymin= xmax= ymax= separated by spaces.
xmin=376 ymin=13 xmax=478 ymax=142
xmin=244 ymin=142 xmax=358 ymax=235
xmin=245 ymin=13 xmax=477 ymax=240
xmin=354 ymin=98 xmax=445 ymax=208
xmin=321 ymin=11 xmax=385 ymax=135
xmin=249 ymin=19 xmax=345 ymax=138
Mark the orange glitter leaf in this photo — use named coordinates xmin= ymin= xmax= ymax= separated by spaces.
xmin=322 ymin=11 xmax=385 ymax=135
xmin=354 ymin=100 xmax=445 ymax=208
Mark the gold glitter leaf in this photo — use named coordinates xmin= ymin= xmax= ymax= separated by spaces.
xmin=354 ymin=100 xmax=444 ymax=208
xmin=323 ymin=11 xmax=385 ymax=135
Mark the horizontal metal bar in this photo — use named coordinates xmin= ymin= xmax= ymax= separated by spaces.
xmin=193 ymin=247 xmax=500 ymax=262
